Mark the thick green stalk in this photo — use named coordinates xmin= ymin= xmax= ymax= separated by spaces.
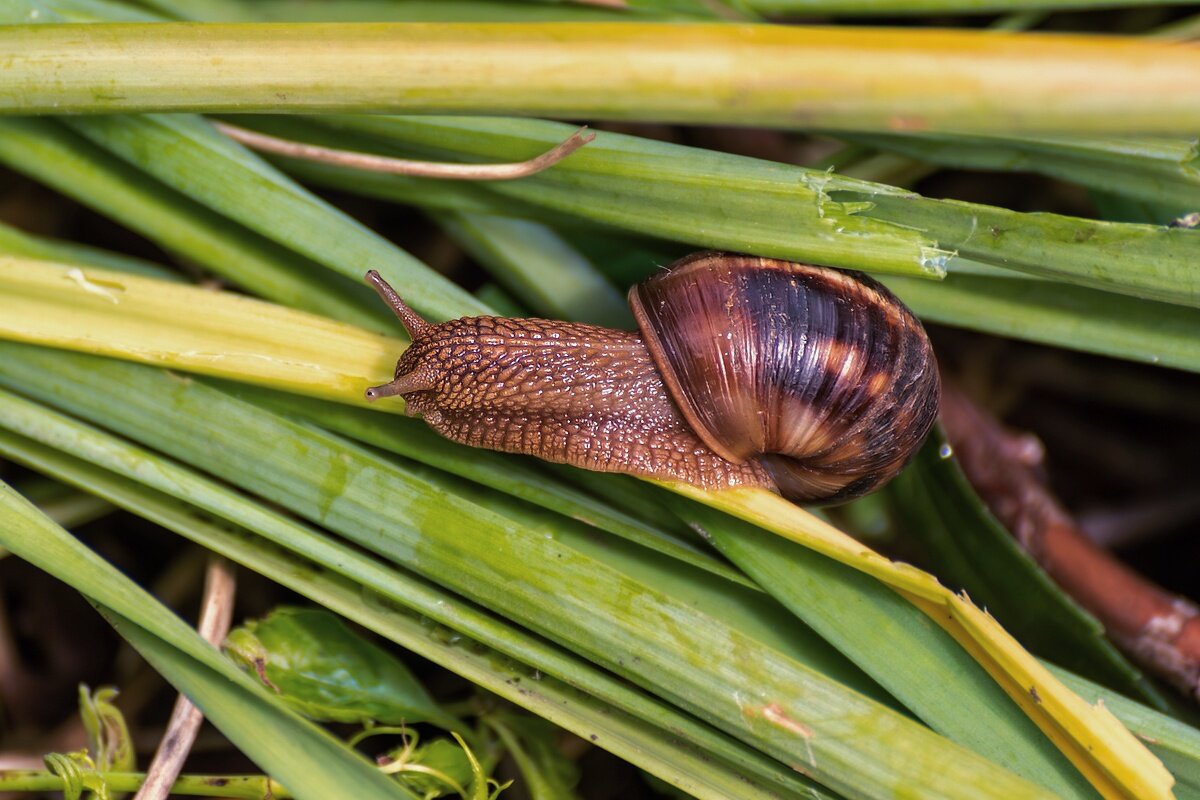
xmin=0 ymin=771 xmax=288 ymax=798
xmin=3 ymin=23 xmax=1200 ymax=134
xmin=265 ymin=114 xmax=947 ymax=278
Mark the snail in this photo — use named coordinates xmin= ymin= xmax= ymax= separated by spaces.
xmin=364 ymin=252 xmax=940 ymax=504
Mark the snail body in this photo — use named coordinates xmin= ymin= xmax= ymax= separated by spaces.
xmin=366 ymin=252 xmax=939 ymax=504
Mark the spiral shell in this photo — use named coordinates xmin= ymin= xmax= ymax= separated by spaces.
xmin=629 ymin=252 xmax=940 ymax=503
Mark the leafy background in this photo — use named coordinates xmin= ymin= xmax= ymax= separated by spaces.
xmin=0 ymin=0 xmax=1199 ymax=799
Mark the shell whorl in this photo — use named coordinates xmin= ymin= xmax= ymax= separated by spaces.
xmin=630 ymin=252 xmax=940 ymax=503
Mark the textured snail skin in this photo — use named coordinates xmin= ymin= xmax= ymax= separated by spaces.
xmin=380 ymin=315 xmax=773 ymax=491
xmin=366 ymin=252 xmax=940 ymax=504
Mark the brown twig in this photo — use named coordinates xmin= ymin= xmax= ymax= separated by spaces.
xmin=940 ymin=382 xmax=1200 ymax=701
xmin=133 ymin=557 xmax=236 ymax=800
xmin=215 ymin=122 xmax=595 ymax=180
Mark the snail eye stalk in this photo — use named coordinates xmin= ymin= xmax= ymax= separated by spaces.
xmin=365 ymin=270 xmax=429 ymax=340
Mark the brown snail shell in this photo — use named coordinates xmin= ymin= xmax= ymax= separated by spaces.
xmin=366 ymin=252 xmax=940 ymax=505
xmin=631 ymin=252 xmax=939 ymax=503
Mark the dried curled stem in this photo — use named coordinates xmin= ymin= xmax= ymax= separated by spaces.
xmin=133 ymin=557 xmax=236 ymax=800
xmin=215 ymin=122 xmax=594 ymax=180
xmin=940 ymin=383 xmax=1200 ymax=702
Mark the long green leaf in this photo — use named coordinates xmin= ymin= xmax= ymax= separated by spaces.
xmin=0 ymin=117 xmax=385 ymax=328
xmin=0 ymin=343 xmax=1057 ymax=800
xmin=841 ymin=132 xmax=1200 ymax=221
xmin=0 ymin=482 xmax=418 ymax=800
xmin=881 ymin=272 xmax=1200 ymax=372
xmin=0 ymin=219 xmax=177 ymax=279
xmin=262 ymin=119 xmax=1200 ymax=369
xmin=849 ymin=191 xmax=1200 ymax=307
xmin=255 ymin=114 xmax=950 ymax=277
xmin=0 ymin=381 xmax=835 ymax=799
xmin=886 ymin=434 xmax=1162 ymax=707
xmin=297 ymin=114 xmax=1200 ymax=306
xmin=227 ymin=384 xmax=753 ymax=589
xmin=61 ymin=113 xmax=486 ymax=321
xmin=0 ymin=258 xmax=1174 ymax=797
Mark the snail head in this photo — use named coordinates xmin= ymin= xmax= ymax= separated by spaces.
xmin=363 ymin=270 xmax=442 ymax=414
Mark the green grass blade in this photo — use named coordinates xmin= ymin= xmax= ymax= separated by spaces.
xmin=881 ymin=272 xmax=1200 ymax=372
xmin=0 ymin=117 xmax=386 ymax=328
xmin=306 ymin=114 xmax=1200 ymax=305
xmin=0 ymin=344 xmax=1056 ymax=800
xmin=225 ymin=383 xmax=754 ymax=589
xmin=0 ymin=378 xmax=834 ymax=799
xmin=62 ymin=113 xmax=486 ymax=321
xmin=886 ymin=433 xmax=1164 ymax=707
xmin=4 ymin=22 xmax=1200 ymax=134
xmin=1053 ymin=666 xmax=1200 ymax=800
xmin=285 ymin=114 xmax=950 ymax=277
xmin=435 ymin=212 xmax=631 ymax=327
xmin=661 ymin=491 xmax=1094 ymax=797
xmin=849 ymin=191 xmax=1200 ymax=307
xmin=0 ymin=219 xmax=177 ymax=279
xmin=842 ymin=132 xmax=1200 ymax=221
xmin=0 ymin=482 xmax=420 ymax=800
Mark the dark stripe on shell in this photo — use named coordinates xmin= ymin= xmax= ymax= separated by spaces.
xmin=631 ymin=252 xmax=939 ymax=503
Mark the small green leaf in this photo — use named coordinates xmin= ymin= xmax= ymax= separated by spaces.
xmin=226 ymin=607 xmax=460 ymax=731
xmin=451 ymin=732 xmax=510 ymax=800
xmin=78 ymin=685 xmax=135 ymax=773
xmin=388 ymin=737 xmax=475 ymax=800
